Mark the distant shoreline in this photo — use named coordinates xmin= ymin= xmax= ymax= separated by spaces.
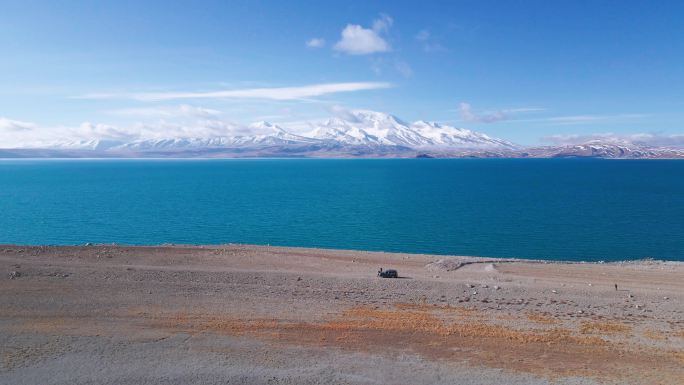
xmin=2 ymin=140 xmax=684 ymax=160
xmin=2 ymin=243 xmax=682 ymax=265
xmin=2 ymin=155 xmax=684 ymax=160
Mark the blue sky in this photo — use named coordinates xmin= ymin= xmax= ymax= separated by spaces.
xmin=1 ymin=0 xmax=683 ymax=146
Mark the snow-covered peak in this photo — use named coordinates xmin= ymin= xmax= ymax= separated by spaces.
xmin=248 ymin=121 xmax=284 ymax=132
xmin=410 ymin=120 xmax=516 ymax=148
xmin=305 ymin=110 xmax=514 ymax=149
xmin=347 ymin=110 xmax=409 ymax=126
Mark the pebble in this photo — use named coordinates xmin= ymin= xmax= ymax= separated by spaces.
xmin=551 ymin=290 xmax=558 ymax=294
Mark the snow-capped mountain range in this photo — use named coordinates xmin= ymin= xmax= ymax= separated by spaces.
xmin=298 ymin=110 xmax=514 ymax=149
xmin=2 ymin=110 xmax=683 ymax=158
xmin=46 ymin=110 xmax=516 ymax=152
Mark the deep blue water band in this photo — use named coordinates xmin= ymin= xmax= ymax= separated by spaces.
xmin=1 ymin=158 xmax=682 ymax=262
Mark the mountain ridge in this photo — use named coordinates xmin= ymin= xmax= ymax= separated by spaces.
xmin=1 ymin=110 xmax=682 ymax=159
xmin=35 ymin=110 xmax=519 ymax=152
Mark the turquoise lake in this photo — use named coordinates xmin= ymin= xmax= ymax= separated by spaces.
xmin=1 ymin=158 xmax=682 ymax=261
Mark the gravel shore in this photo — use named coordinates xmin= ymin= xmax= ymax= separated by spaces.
xmin=1 ymin=245 xmax=682 ymax=384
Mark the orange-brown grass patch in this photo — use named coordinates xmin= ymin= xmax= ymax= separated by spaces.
xmin=673 ymin=351 xmax=684 ymax=364
xmin=644 ymin=330 xmax=667 ymax=341
xmin=10 ymin=317 xmax=71 ymax=334
xmin=142 ymin=306 xmax=683 ymax=384
xmin=327 ymin=306 xmax=605 ymax=346
xmin=290 ymin=308 xmax=680 ymax=383
xmin=394 ymin=302 xmax=477 ymax=314
xmin=151 ymin=312 xmax=280 ymax=336
xmin=527 ymin=312 xmax=559 ymax=325
xmin=580 ymin=321 xmax=631 ymax=335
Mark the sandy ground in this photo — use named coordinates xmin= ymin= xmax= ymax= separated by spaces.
xmin=1 ymin=244 xmax=682 ymax=384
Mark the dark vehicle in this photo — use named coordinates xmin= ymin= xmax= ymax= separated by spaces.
xmin=377 ymin=268 xmax=398 ymax=278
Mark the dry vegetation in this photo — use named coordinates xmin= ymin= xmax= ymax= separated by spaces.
xmin=527 ymin=312 xmax=559 ymax=325
xmin=140 ymin=304 xmax=682 ymax=383
xmin=580 ymin=321 xmax=631 ymax=335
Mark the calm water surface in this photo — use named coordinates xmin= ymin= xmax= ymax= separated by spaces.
xmin=1 ymin=159 xmax=682 ymax=261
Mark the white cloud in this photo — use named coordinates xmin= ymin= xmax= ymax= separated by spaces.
xmin=129 ymin=119 xmax=247 ymax=139
xmin=458 ymin=103 xmax=544 ymax=123
xmin=543 ymin=114 xmax=646 ymax=125
xmin=543 ymin=133 xmax=684 ymax=148
xmin=306 ymin=38 xmax=325 ymax=48
xmin=0 ymin=117 xmax=36 ymax=131
xmin=333 ymin=15 xmax=392 ymax=55
xmin=78 ymin=82 xmax=392 ymax=101
xmin=334 ymin=25 xmax=390 ymax=55
xmin=74 ymin=122 xmax=136 ymax=141
xmin=109 ymin=104 xmax=222 ymax=118
xmin=328 ymin=104 xmax=361 ymax=123
xmin=372 ymin=14 xmax=393 ymax=33
xmin=459 ymin=102 xmax=507 ymax=123
xmin=504 ymin=108 xmax=546 ymax=113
